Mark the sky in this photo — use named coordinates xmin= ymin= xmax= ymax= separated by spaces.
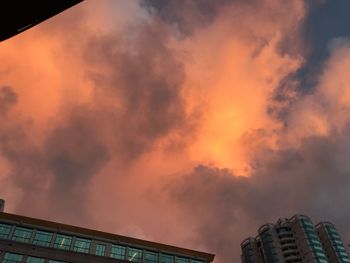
xmin=1 ymin=0 xmax=350 ymax=262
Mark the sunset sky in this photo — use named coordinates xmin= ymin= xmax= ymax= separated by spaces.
xmin=1 ymin=0 xmax=350 ymax=261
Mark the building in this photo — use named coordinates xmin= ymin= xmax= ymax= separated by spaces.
xmin=241 ymin=214 xmax=350 ymax=263
xmin=0 ymin=201 xmax=214 ymax=263
xmin=0 ymin=0 xmax=84 ymax=42
xmin=0 ymin=200 xmax=4 ymax=213
xmin=316 ymin=222 xmax=350 ymax=263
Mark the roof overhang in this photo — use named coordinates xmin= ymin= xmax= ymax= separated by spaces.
xmin=0 ymin=0 xmax=84 ymax=42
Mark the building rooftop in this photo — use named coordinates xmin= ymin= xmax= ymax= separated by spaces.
xmin=0 ymin=0 xmax=84 ymax=42
xmin=0 ymin=211 xmax=215 ymax=262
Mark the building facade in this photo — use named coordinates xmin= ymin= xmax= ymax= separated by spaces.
xmin=316 ymin=222 xmax=350 ymax=263
xmin=0 ymin=210 xmax=214 ymax=263
xmin=241 ymin=214 xmax=350 ymax=263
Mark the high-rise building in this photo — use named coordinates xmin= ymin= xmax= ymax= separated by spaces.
xmin=241 ymin=214 xmax=350 ymax=263
xmin=316 ymin=222 xmax=350 ymax=263
xmin=0 ymin=203 xmax=214 ymax=263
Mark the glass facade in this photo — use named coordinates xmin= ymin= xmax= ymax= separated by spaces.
xmin=0 ymin=252 xmax=67 ymax=263
xmin=95 ymin=243 xmax=106 ymax=256
xmin=301 ymin=219 xmax=328 ymax=263
xmin=12 ymin=227 xmax=33 ymax=243
xmin=53 ymin=234 xmax=72 ymax=250
xmin=176 ymin=258 xmax=189 ymax=263
xmin=144 ymin=251 xmax=158 ymax=263
xmin=111 ymin=244 xmax=126 ymax=259
xmin=0 ymin=222 xmax=207 ymax=263
xmin=0 ymin=223 xmax=11 ymax=239
xmin=260 ymin=230 xmax=279 ymax=262
xmin=26 ymin=256 xmax=45 ymax=263
xmin=2 ymin=252 xmax=23 ymax=263
xmin=128 ymin=247 xmax=143 ymax=262
xmin=325 ymin=224 xmax=350 ymax=262
xmin=33 ymin=230 xmax=53 ymax=247
xmin=241 ymin=244 xmax=256 ymax=263
xmin=161 ymin=254 xmax=174 ymax=263
xmin=72 ymin=237 xmax=91 ymax=253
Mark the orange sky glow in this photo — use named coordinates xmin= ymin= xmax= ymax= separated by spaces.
xmin=2 ymin=1 xmax=350 ymax=262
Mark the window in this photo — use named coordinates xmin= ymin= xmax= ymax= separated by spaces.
xmin=145 ymin=251 xmax=158 ymax=263
xmin=26 ymin=256 xmax=45 ymax=263
xmin=192 ymin=260 xmax=204 ymax=263
xmin=128 ymin=247 xmax=143 ymax=262
xmin=337 ymin=246 xmax=346 ymax=252
xmin=176 ymin=257 xmax=189 ymax=263
xmin=12 ymin=227 xmax=33 ymax=243
xmin=33 ymin=230 xmax=53 ymax=247
xmin=48 ymin=260 xmax=66 ymax=263
xmin=161 ymin=254 xmax=174 ymax=263
xmin=53 ymin=234 xmax=72 ymax=250
xmin=334 ymin=239 xmax=343 ymax=245
xmin=73 ymin=237 xmax=91 ymax=253
xmin=302 ymin=219 xmax=313 ymax=227
xmin=2 ymin=252 xmax=23 ymax=263
xmin=339 ymin=251 xmax=349 ymax=257
xmin=111 ymin=244 xmax=126 ymax=260
xmin=95 ymin=243 xmax=106 ymax=256
xmin=0 ymin=223 xmax=11 ymax=239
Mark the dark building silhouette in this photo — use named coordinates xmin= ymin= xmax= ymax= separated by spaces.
xmin=0 ymin=202 xmax=214 ymax=263
xmin=0 ymin=0 xmax=84 ymax=42
xmin=241 ymin=214 xmax=350 ymax=263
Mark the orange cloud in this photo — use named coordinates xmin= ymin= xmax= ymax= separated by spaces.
xmin=1 ymin=0 xmax=330 ymax=262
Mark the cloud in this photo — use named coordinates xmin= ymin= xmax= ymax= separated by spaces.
xmin=0 ymin=86 xmax=17 ymax=114
xmin=3 ymin=1 xmax=350 ymax=263
xmin=140 ymin=0 xmax=232 ymax=35
xmin=83 ymin=22 xmax=194 ymax=161
xmin=290 ymin=0 xmax=350 ymax=93
xmin=166 ymin=128 xmax=350 ymax=262
xmin=0 ymin=0 xmax=195 ymax=225
xmin=163 ymin=37 xmax=350 ymax=262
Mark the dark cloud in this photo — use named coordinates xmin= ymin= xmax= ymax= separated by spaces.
xmin=42 ymin=108 xmax=110 ymax=217
xmin=0 ymin=105 xmax=110 ymax=224
xmin=140 ymin=0 xmax=232 ymax=35
xmin=167 ymin=125 xmax=350 ymax=262
xmin=271 ymin=0 xmax=350 ymax=124
xmin=290 ymin=0 xmax=350 ymax=93
xmin=0 ymin=19 xmax=194 ymax=224
xmin=84 ymin=23 xmax=194 ymax=160
xmin=0 ymin=86 xmax=17 ymax=114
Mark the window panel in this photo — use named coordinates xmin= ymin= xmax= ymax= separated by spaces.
xmin=145 ymin=251 xmax=158 ymax=263
xmin=3 ymin=252 xmax=23 ymax=263
xmin=95 ymin=243 xmax=106 ymax=256
xmin=0 ymin=223 xmax=11 ymax=239
xmin=73 ymin=237 xmax=91 ymax=253
xmin=161 ymin=254 xmax=174 ymax=263
xmin=12 ymin=226 xmax=33 ymax=243
xmin=33 ymin=230 xmax=53 ymax=247
xmin=48 ymin=260 xmax=66 ymax=263
xmin=53 ymin=234 xmax=72 ymax=250
xmin=128 ymin=247 xmax=143 ymax=262
xmin=302 ymin=219 xmax=314 ymax=227
xmin=26 ymin=256 xmax=45 ymax=263
xmin=176 ymin=257 xmax=189 ymax=263
xmin=111 ymin=244 xmax=126 ymax=260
